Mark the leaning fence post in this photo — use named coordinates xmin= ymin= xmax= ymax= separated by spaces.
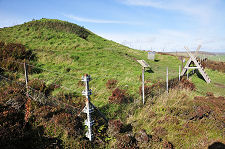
xmin=166 ymin=67 xmax=168 ymax=93
xmin=24 ymin=59 xmax=31 ymax=123
xmin=24 ymin=60 xmax=29 ymax=96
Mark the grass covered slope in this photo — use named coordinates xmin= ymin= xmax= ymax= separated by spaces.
xmin=0 ymin=19 xmax=225 ymax=148
xmin=1 ymin=18 xmax=224 ymax=100
xmin=0 ymin=19 xmax=183 ymax=100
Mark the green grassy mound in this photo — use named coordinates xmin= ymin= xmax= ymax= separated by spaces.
xmin=0 ymin=19 xmax=224 ymax=148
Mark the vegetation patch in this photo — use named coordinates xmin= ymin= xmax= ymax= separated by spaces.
xmin=108 ymin=88 xmax=130 ymax=104
xmin=139 ymin=78 xmax=195 ymax=98
xmin=24 ymin=19 xmax=90 ymax=39
xmin=201 ymin=60 xmax=225 ymax=73
xmin=0 ymin=41 xmax=37 ymax=73
xmin=106 ymin=79 xmax=118 ymax=89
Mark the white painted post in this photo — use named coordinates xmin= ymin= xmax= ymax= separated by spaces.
xmin=179 ymin=65 xmax=181 ymax=81
xmin=187 ymin=69 xmax=189 ymax=79
xmin=82 ymin=74 xmax=94 ymax=141
xmin=24 ymin=60 xmax=29 ymax=96
xmin=142 ymin=67 xmax=145 ymax=104
xmin=166 ymin=67 xmax=168 ymax=93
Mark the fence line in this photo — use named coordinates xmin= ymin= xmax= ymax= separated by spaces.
xmin=0 ymin=64 xmax=77 ymax=93
xmin=0 ymin=58 xmax=81 ymax=80
xmin=0 ymin=74 xmax=83 ymax=115
xmin=0 ymin=57 xmax=135 ymax=81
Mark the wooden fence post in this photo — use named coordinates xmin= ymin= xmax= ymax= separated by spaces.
xmin=181 ymin=56 xmax=184 ymax=70
xmin=142 ymin=67 xmax=145 ymax=104
xmin=187 ymin=69 xmax=189 ymax=79
xmin=166 ymin=67 xmax=168 ymax=93
xmin=24 ymin=60 xmax=29 ymax=96
xmin=179 ymin=65 xmax=181 ymax=81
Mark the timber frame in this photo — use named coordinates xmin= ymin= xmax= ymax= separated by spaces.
xmin=181 ymin=46 xmax=211 ymax=83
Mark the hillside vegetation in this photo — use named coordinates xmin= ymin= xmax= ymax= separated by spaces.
xmin=0 ymin=19 xmax=224 ymax=148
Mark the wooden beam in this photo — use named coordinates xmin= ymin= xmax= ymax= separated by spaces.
xmin=183 ymin=46 xmax=211 ymax=83
xmin=184 ymin=67 xmax=200 ymax=69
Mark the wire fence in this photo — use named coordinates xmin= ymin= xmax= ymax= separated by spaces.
xmin=0 ymin=73 xmax=84 ymax=115
xmin=0 ymin=57 xmax=186 ymax=103
xmin=0 ymin=58 xmax=81 ymax=80
xmin=0 ymin=58 xmax=81 ymax=93
xmin=0 ymin=57 xmax=128 ymax=87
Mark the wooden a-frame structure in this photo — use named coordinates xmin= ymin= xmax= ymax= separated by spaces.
xmin=181 ymin=45 xmax=211 ymax=83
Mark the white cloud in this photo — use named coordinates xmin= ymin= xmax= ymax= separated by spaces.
xmin=0 ymin=15 xmax=26 ymax=28
xmin=63 ymin=14 xmax=131 ymax=24
xmin=98 ymin=30 xmax=225 ymax=52
xmin=118 ymin=0 xmax=219 ymax=24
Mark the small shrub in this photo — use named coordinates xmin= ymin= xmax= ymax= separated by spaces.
xmin=77 ymin=80 xmax=84 ymax=87
xmin=206 ymin=92 xmax=214 ymax=97
xmin=152 ymin=126 xmax=168 ymax=138
xmin=28 ymin=79 xmax=56 ymax=96
xmin=135 ymin=129 xmax=149 ymax=144
xmin=163 ymin=140 xmax=173 ymax=149
xmin=139 ymin=82 xmax=166 ymax=98
xmin=151 ymin=134 xmax=161 ymax=142
xmin=106 ymin=79 xmax=118 ymax=89
xmin=115 ymin=134 xmax=137 ymax=149
xmin=0 ymin=42 xmax=36 ymax=73
xmin=107 ymin=119 xmax=123 ymax=136
xmin=178 ymin=78 xmax=195 ymax=90
xmin=109 ymin=88 xmax=128 ymax=104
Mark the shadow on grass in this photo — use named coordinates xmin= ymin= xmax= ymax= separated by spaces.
xmin=208 ymin=142 xmax=225 ymax=149
xmin=146 ymin=68 xmax=154 ymax=73
xmin=185 ymin=69 xmax=208 ymax=83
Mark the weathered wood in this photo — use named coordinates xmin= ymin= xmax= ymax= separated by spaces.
xmin=181 ymin=58 xmax=191 ymax=76
xmin=142 ymin=67 xmax=145 ymax=104
xmin=181 ymin=47 xmax=211 ymax=83
xmin=184 ymin=67 xmax=200 ymax=69
xmin=195 ymin=45 xmax=201 ymax=56
xmin=137 ymin=60 xmax=149 ymax=68
xmin=166 ymin=67 xmax=168 ymax=93
xmin=179 ymin=65 xmax=181 ymax=81
xmin=187 ymin=69 xmax=189 ymax=79
xmin=137 ymin=60 xmax=149 ymax=105
xmin=24 ymin=60 xmax=29 ymax=96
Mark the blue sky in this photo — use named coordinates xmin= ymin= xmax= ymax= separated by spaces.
xmin=0 ymin=0 xmax=225 ymax=52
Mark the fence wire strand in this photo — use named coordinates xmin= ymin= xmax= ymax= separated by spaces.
xmin=0 ymin=58 xmax=81 ymax=80
xmin=0 ymin=74 xmax=83 ymax=115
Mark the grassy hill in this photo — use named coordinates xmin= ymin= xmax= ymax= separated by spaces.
xmin=0 ymin=19 xmax=225 ymax=148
